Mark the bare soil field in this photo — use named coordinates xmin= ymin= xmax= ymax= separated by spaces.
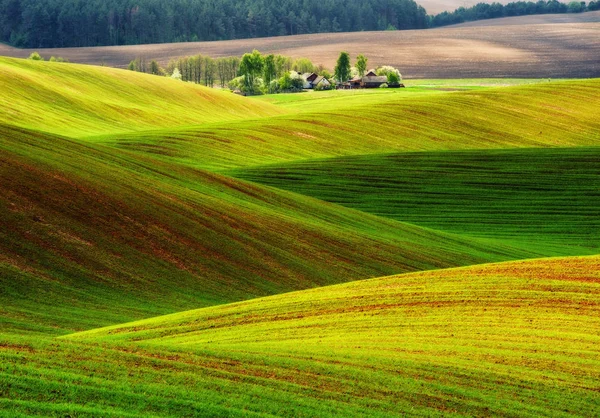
xmin=1 ymin=12 xmax=599 ymax=78
xmin=422 ymin=0 xmax=574 ymax=14
xmin=420 ymin=0 xmax=510 ymax=14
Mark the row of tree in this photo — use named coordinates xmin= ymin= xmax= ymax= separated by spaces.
xmin=127 ymin=50 xmax=402 ymax=95
xmin=1 ymin=0 xmax=428 ymax=48
xmin=128 ymin=52 xmax=329 ymax=89
xmin=432 ymin=0 xmax=599 ymax=27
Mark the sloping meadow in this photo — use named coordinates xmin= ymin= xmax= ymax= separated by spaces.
xmin=2 ymin=256 xmax=598 ymax=417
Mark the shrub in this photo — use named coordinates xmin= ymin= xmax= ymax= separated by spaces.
xmin=379 ymin=83 xmax=388 ymax=88
xmin=376 ymin=65 xmax=402 ymax=81
xmin=28 ymin=52 xmax=43 ymax=61
xmin=171 ymin=68 xmax=182 ymax=80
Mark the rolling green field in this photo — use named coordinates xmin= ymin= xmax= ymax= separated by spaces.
xmin=0 ymin=58 xmax=599 ymax=416
xmin=0 ymin=57 xmax=281 ymax=136
xmin=2 ymin=256 xmax=599 ymax=417
xmin=91 ymin=79 xmax=600 ymax=171
xmin=229 ymin=147 xmax=600 ymax=255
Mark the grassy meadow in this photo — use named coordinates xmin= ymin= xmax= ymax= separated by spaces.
xmin=0 ymin=58 xmax=599 ymax=416
xmin=230 ymin=147 xmax=600 ymax=255
xmin=2 ymin=256 xmax=599 ymax=417
xmin=89 ymin=79 xmax=600 ymax=171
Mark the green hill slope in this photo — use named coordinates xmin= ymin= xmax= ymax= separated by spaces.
xmin=94 ymin=79 xmax=600 ymax=171
xmin=0 ymin=57 xmax=282 ymax=137
xmin=2 ymin=256 xmax=596 ymax=417
xmin=230 ymin=147 xmax=600 ymax=254
xmin=1 ymin=123 xmax=540 ymax=335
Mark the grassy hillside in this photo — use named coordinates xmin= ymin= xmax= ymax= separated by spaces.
xmin=1 ymin=256 xmax=597 ymax=417
xmin=230 ymin=147 xmax=600 ymax=254
xmin=95 ymin=79 xmax=600 ymax=171
xmin=1 ymin=123 xmax=541 ymax=335
xmin=0 ymin=57 xmax=281 ymax=137
xmin=1 ymin=58 xmax=599 ymax=417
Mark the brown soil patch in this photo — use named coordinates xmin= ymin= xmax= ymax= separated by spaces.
xmin=1 ymin=12 xmax=599 ymax=78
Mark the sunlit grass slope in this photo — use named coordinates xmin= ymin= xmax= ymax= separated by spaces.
xmin=0 ymin=57 xmax=281 ymax=137
xmin=230 ymin=147 xmax=600 ymax=255
xmin=0 ymin=123 xmax=541 ymax=335
xmin=2 ymin=256 xmax=595 ymax=417
xmin=96 ymin=79 xmax=600 ymax=171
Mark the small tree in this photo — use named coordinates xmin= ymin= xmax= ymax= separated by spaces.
xmin=239 ymin=50 xmax=264 ymax=94
xmin=355 ymin=54 xmax=368 ymax=77
xmin=171 ymin=68 xmax=182 ymax=80
xmin=263 ymin=54 xmax=277 ymax=93
xmin=376 ymin=65 xmax=402 ymax=83
xmin=278 ymin=72 xmax=293 ymax=91
xmin=150 ymin=60 xmax=161 ymax=75
xmin=28 ymin=52 xmax=43 ymax=61
xmin=334 ymin=51 xmax=351 ymax=83
xmin=387 ymin=71 xmax=400 ymax=85
xmin=320 ymin=69 xmax=332 ymax=80
xmin=293 ymin=57 xmax=315 ymax=74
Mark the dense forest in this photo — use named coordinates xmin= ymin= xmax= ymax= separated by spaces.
xmin=0 ymin=0 xmax=597 ymax=48
xmin=0 ymin=0 xmax=428 ymax=47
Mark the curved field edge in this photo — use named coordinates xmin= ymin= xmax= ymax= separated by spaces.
xmin=2 ymin=256 xmax=596 ymax=417
xmin=228 ymin=147 xmax=600 ymax=254
xmin=0 ymin=57 xmax=282 ymax=137
xmin=96 ymin=79 xmax=600 ymax=171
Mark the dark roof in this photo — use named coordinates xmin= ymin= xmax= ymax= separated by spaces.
xmin=362 ymin=76 xmax=387 ymax=83
xmin=303 ymin=72 xmax=318 ymax=82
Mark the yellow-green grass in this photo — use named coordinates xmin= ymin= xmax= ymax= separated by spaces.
xmin=229 ymin=147 xmax=600 ymax=255
xmin=94 ymin=79 xmax=600 ymax=171
xmin=0 ymin=57 xmax=282 ymax=137
xmin=1 ymin=123 xmax=543 ymax=335
xmin=252 ymin=78 xmax=565 ymax=110
xmin=1 ymin=256 xmax=596 ymax=417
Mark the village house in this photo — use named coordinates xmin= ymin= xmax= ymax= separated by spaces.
xmin=301 ymin=72 xmax=331 ymax=89
xmin=361 ymin=70 xmax=388 ymax=88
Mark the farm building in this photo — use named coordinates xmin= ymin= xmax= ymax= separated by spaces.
xmin=349 ymin=77 xmax=362 ymax=88
xmin=361 ymin=70 xmax=388 ymax=88
xmin=302 ymin=73 xmax=332 ymax=89
xmin=302 ymin=73 xmax=319 ymax=89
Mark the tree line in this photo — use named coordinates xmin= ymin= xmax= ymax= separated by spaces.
xmin=1 ymin=0 xmax=428 ymax=48
xmin=127 ymin=49 xmax=402 ymax=95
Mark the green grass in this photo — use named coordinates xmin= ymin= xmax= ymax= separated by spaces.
xmin=92 ymin=79 xmax=600 ymax=171
xmin=252 ymin=78 xmax=565 ymax=110
xmin=1 ymin=122 xmax=541 ymax=335
xmin=229 ymin=147 xmax=600 ymax=255
xmin=0 ymin=57 xmax=282 ymax=136
xmin=2 ymin=256 xmax=598 ymax=417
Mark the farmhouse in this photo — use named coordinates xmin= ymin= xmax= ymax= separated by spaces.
xmin=302 ymin=72 xmax=318 ymax=89
xmin=361 ymin=70 xmax=387 ymax=88
xmin=301 ymin=73 xmax=331 ymax=89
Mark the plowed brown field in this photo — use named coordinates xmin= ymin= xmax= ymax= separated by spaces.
xmin=1 ymin=11 xmax=599 ymax=78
